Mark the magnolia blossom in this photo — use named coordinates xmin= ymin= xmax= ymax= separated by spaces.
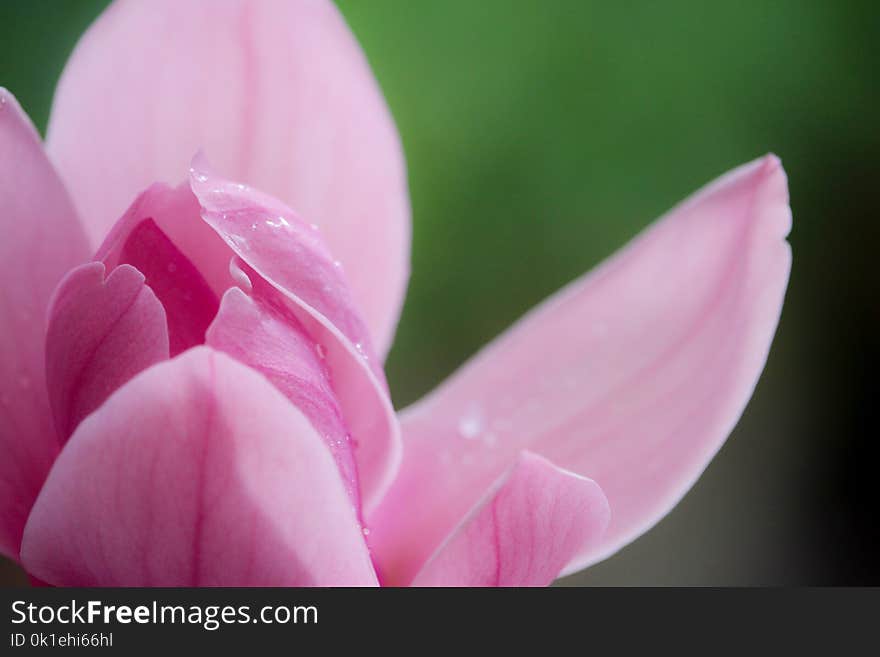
xmin=0 ymin=0 xmax=791 ymax=587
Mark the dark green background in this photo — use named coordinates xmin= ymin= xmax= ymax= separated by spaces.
xmin=1 ymin=1 xmax=877 ymax=585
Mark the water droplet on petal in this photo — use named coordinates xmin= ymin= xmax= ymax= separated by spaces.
xmin=354 ymin=342 xmax=369 ymax=361
xmin=458 ymin=406 xmax=484 ymax=440
xmin=361 ymin=527 xmax=371 ymax=537
xmin=194 ymin=172 xmax=208 ymax=183
xmin=266 ymin=216 xmax=288 ymax=228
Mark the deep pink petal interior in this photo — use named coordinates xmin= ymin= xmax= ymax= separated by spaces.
xmin=117 ymin=218 xmax=219 ymax=356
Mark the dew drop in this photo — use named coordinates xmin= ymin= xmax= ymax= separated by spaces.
xmin=266 ymin=216 xmax=288 ymax=228
xmin=193 ymin=172 xmax=208 ymax=183
xmin=458 ymin=406 xmax=484 ymax=440
xmin=361 ymin=527 xmax=371 ymax=537
xmin=354 ymin=342 xmax=369 ymax=361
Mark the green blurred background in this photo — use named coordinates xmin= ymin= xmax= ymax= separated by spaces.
xmin=1 ymin=0 xmax=877 ymax=585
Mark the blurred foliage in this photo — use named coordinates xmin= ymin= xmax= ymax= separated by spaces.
xmin=0 ymin=0 xmax=877 ymax=584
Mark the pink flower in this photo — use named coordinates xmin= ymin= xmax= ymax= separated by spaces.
xmin=0 ymin=0 xmax=791 ymax=587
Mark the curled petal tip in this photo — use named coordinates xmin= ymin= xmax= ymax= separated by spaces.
xmin=755 ymin=152 xmax=792 ymax=240
xmin=188 ymin=151 xmax=213 ymax=185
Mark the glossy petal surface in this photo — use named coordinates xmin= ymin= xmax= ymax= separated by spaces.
xmin=192 ymin=164 xmax=400 ymax=511
xmin=21 ymin=348 xmax=377 ymax=586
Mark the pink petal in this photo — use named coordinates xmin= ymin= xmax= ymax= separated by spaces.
xmin=369 ymin=155 xmax=792 ymax=581
xmin=46 ymin=0 xmax=410 ymax=358
xmin=206 ymin=284 xmax=359 ymax=508
xmin=45 ymin=262 xmax=169 ymax=442
xmin=96 ymin=186 xmax=224 ymax=356
xmin=0 ymin=89 xmax=89 ymax=559
xmin=410 ymin=452 xmax=609 ymax=587
xmin=20 ymin=347 xmax=377 ymax=586
xmin=96 ymin=182 xmax=232 ymax=296
xmin=191 ymin=162 xmax=401 ymax=511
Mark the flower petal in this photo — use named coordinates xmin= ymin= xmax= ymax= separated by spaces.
xmin=0 ymin=89 xmax=89 ymax=559
xmin=410 ymin=452 xmax=609 ymax=587
xmin=369 ymin=155 xmax=792 ymax=581
xmin=20 ymin=347 xmax=377 ymax=586
xmin=96 ymin=182 xmax=232 ymax=298
xmin=95 ymin=185 xmax=225 ymax=356
xmin=192 ymin=162 xmax=401 ymax=511
xmin=206 ymin=284 xmax=359 ymax=508
xmin=46 ymin=0 xmax=410 ymax=357
xmin=45 ymin=262 xmax=169 ymax=442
